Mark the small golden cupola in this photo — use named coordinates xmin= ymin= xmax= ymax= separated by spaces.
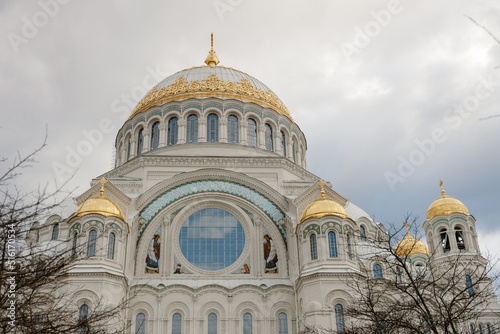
xmin=426 ymin=180 xmax=469 ymax=220
xmin=300 ymin=180 xmax=349 ymax=223
xmin=75 ymin=178 xmax=125 ymax=220
xmin=204 ymin=33 xmax=220 ymax=67
xmin=395 ymin=222 xmax=429 ymax=256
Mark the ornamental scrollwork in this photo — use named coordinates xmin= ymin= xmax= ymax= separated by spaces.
xmin=130 ymin=74 xmax=292 ymax=121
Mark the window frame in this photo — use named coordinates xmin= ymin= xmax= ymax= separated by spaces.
xmin=310 ymin=233 xmax=318 ymax=260
xmin=87 ymin=229 xmax=98 ymax=257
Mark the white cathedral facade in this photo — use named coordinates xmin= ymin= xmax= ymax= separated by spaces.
xmin=27 ymin=38 xmax=500 ymax=333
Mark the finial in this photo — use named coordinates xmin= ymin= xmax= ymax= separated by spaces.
xmin=99 ymin=177 xmax=108 ymax=197
xmin=440 ymin=179 xmax=445 ymax=197
xmin=405 ymin=221 xmax=410 ymax=237
xmin=318 ymin=179 xmax=326 ymax=199
xmin=204 ymin=33 xmax=220 ymax=67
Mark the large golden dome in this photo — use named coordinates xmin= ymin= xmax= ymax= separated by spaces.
xmin=395 ymin=226 xmax=429 ymax=256
xmin=300 ymin=181 xmax=349 ymax=223
xmin=129 ymin=35 xmax=292 ymax=122
xmin=426 ymin=181 xmax=469 ymax=220
xmin=75 ymin=178 xmax=124 ymax=220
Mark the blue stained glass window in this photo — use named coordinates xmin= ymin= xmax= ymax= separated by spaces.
xmin=243 ymin=313 xmax=252 ymax=334
xmin=471 ymin=324 xmax=476 ymax=334
xmin=172 ymin=313 xmax=182 ymax=334
xmin=207 ymin=113 xmax=219 ymax=142
xmin=310 ymin=234 xmax=318 ymax=260
xmin=52 ymin=223 xmax=59 ymax=240
xmin=79 ymin=304 xmax=88 ymax=320
xmin=247 ymin=119 xmax=257 ymax=147
xmin=107 ymin=232 xmax=115 ymax=260
xmin=479 ymin=324 xmax=484 ymax=334
xmin=87 ymin=230 xmax=97 ymax=257
xmin=466 ymin=274 xmax=474 ymax=297
xmin=374 ymin=264 xmax=383 ymax=279
xmin=168 ymin=117 xmax=178 ymax=145
xmin=179 ymin=208 xmax=245 ymax=271
xmin=137 ymin=128 xmax=144 ymax=155
xmin=208 ymin=313 xmax=217 ymax=334
xmin=151 ymin=121 xmax=160 ymax=150
xmin=335 ymin=304 xmax=344 ymax=333
xmin=265 ymin=124 xmax=273 ymax=151
xmin=136 ymin=313 xmax=146 ymax=334
xmin=228 ymin=115 xmax=239 ymax=143
xmin=328 ymin=231 xmax=338 ymax=257
xmin=280 ymin=131 xmax=286 ymax=157
xmin=278 ymin=313 xmax=288 ymax=334
xmin=187 ymin=114 xmax=198 ymax=143
xmin=487 ymin=324 xmax=491 ymax=334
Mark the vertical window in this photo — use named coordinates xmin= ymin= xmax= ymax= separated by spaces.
xmin=137 ymin=128 xmax=144 ymax=155
xmin=150 ymin=121 xmax=160 ymax=150
xmin=335 ymin=304 xmax=344 ymax=333
xmin=107 ymin=232 xmax=115 ymax=260
xmin=207 ymin=113 xmax=219 ymax=142
xmin=265 ymin=124 xmax=273 ymax=151
xmin=280 ymin=131 xmax=286 ymax=157
xmin=396 ymin=267 xmax=402 ymax=283
xmin=455 ymin=227 xmax=465 ymax=250
xmin=35 ymin=314 xmax=43 ymax=331
xmin=471 ymin=324 xmax=476 ymax=334
xmin=466 ymin=274 xmax=474 ymax=297
xmin=440 ymin=229 xmax=450 ymax=252
xmin=136 ymin=313 xmax=146 ymax=334
xmin=127 ymin=139 xmax=131 ymax=160
xmin=227 ymin=115 xmax=239 ymax=143
xmin=36 ymin=229 xmax=40 ymax=243
xmin=347 ymin=234 xmax=353 ymax=260
xmin=72 ymin=232 xmax=78 ymax=259
xmin=360 ymin=226 xmax=367 ymax=241
xmin=186 ymin=115 xmax=198 ymax=143
xmin=487 ymin=324 xmax=492 ymax=334
xmin=310 ymin=234 xmax=318 ymax=260
xmin=208 ymin=313 xmax=217 ymax=334
xmin=373 ymin=264 xmax=383 ymax=279
xmin=87 ymin=230 xmax=97 ymax=257
xmin=328 ymin=231 xmax=338 ymax=257
xmin=52 ymin=223 xmax=59 ymax=240
xmin=78 ymin=304 xmax=88 ymax=334
xmin=292 ymin=142 xmax=296 ymax=162
xmin=278 ymin=312 xmax=288 ymax=334
xmin=172 ymin=313 xmax=182 ymax=334
xmin=243 ymin=313 xmax=253 ymax=334
xmin=168 ymin=117 xmax=178 ymax=145
xmin=247 ymin=119 xmax=257 ymax=147
xmin=479 ymin=324 xmax=484 ymax=334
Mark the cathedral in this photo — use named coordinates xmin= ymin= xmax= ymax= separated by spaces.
xmin=27 ymin=36 xmax=500 ymax=333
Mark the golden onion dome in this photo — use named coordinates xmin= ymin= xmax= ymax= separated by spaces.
xmin=300 ymin=180 xmax=349 ymax=223
xmin=395 ymin=223 xmax=429 ymax=256
xmin=426 ymin=180 xmax=469 ymax=220
xmin=74 ymin=178 xmax=124 ymax=220
xmin=129 ymin=34 xmax=293 ymax=122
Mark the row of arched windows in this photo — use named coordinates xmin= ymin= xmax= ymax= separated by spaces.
xmin=308 ymin=231 xmax=353 ymax=261
xmin=470 ymin=323 xmax=494 ymax=334
xmin=122 ymin=114 xmax=302 ymax=163
xmin=70 ymin=230 xmax=116 ymax=260
xmin=133 ymin=311 xmax=288 ymax=334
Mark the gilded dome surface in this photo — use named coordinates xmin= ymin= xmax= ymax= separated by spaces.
xmin=395 ymin=236 xmax=429 ymax=256
xmin=130 ymin=65 xmax=292 ymax=121
xmin=300 ymin=181 xmax=349 ymax=223
xmin=75 ymin=179 xmax=124 ymax=220
xmin=426 ymin=181 xmax=469 ymax=220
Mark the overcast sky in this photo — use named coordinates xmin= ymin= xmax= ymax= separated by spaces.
xmin=2 ymin=1 xmax=499 ymax=257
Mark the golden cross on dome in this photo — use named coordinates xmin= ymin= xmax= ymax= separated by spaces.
xmin=440 ymin=179 xmax=445 ymax=197
xmin=405 ymin=221 xmax=410 ymax=237
xmin=99 ymin=177 xmax=108 ymax=197
xmin=318 ymin=179 xmax=326 ymax=199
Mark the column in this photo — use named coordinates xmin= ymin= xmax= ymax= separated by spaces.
xmin=142 ymin=129 xmax=151 ymax=153
xmin=258 ymin=127 xmax=266 ymax=150
xmin=178 ymin=119 xmax=186 ymax=144
xmin=241 ymin=122 xmax=248 ymax=145
xmin=220 ymin=119 xmax=228 ymax=143
xmin=158 ymin=124 xmax=167 ymax=148
xmin=198 ymin=119 xmax=207 ymax=142
xmin=130 ymin=139 xmax=137 ymax=158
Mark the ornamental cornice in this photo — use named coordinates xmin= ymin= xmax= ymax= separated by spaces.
xmin=129 ymin=74 xmax=293 ymax=122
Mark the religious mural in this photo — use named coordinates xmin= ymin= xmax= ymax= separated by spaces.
xmin=263 ymin=227 xmax=278 ymax=273
xmin=145 ymin=226 xmax=161 ymax=273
